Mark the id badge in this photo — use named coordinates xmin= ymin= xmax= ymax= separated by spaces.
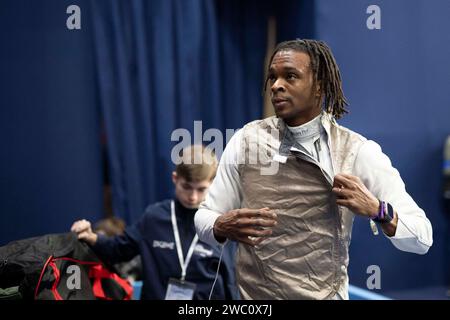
xmin=164 ymin=278 xmax=197 ymax=300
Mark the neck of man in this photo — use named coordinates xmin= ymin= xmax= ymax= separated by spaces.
xmin=286 ymin=113 xmax=323 ymax=143
xmin=284 ymin=105 xmax=322 ymax=127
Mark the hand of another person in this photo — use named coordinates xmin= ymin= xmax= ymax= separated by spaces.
xmin=70 ymin=219 xmax=98 ymax=245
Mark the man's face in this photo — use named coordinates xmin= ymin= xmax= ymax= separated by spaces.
xmin=268 ymin=50 xmax=321 ymax=126
xmin=172 ymin=172 xmax=211 ymax=209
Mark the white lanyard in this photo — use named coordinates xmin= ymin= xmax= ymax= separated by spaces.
xmin=171 ymin=200 xmax=198 ymax=281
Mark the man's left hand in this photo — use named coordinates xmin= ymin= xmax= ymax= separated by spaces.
xmin=332 ymin=173 xmax=379 ymax=218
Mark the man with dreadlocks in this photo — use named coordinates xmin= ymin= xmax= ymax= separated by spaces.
xmin=195 ymin=39 xmax=432 ymax=299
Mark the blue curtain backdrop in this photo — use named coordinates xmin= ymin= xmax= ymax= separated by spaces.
xmin=0 ymin=0 xmax=104 ymax=245
xmin=0 ymin=0 xmax=269 ymax=243
xmin=90 ymin=0 xmax=269 ymax=224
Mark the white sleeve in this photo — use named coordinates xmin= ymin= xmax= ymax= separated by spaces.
xmin=353 ymin=140 xmax=433 ymax=254
xmin=194 ymin=129 xmax=243 ymax=246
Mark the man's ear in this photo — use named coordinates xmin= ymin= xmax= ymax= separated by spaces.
xmin=172 ymin=171 xmax=178 ymax=185
xmin=315 ymin=81 xmax=322 ymax=98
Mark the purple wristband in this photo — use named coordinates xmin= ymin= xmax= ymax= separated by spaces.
xmin=372 ymin=200 xmax=393 ymax=223
xmin=370 ymin=200 xmax=384 ymax=220
xmin=378 ymin=201 xmax=386 ymax=220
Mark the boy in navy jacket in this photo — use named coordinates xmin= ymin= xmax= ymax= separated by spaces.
xmin=71 ymin=145 xmax=238 ymax=300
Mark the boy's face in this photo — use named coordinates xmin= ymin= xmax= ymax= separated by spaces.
xmin=172 ymin=172 xmax=211 ymax=209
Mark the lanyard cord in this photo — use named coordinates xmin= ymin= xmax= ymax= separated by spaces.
xmin=170 ymin=200 xmax=198 ymax=281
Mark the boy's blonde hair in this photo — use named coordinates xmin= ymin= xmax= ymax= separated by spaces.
xmin=175 ymin=145 xmax=218 ymax=182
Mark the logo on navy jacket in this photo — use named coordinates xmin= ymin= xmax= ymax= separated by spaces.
xmin=152 ymin=240 xmax=175 ymax=250
xmin=152 ymin=240 xmax=214 ymax=258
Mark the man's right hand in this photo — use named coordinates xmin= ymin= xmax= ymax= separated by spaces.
xmin=213 ymin=208 xmax=277 ymax=246
xmin=70 ymin=219 xmax=98 ymax=246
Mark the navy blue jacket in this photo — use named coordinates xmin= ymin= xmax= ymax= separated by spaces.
xmin=92 ymin=199 xmax=239 ymax=300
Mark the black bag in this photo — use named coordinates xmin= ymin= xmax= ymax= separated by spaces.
xmin=0 ymin=232 xmax=132 ymax=300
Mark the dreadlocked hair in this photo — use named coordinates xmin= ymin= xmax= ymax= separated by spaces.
xmin=264 ymin=39 xmax=348 ymax=119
